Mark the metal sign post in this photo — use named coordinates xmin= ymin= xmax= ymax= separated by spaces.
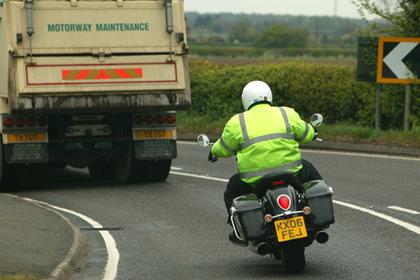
xmin=375 ymin=84 xmax=382 ymax=130
xmin=404 ymin=85 xmax=411 ymax=131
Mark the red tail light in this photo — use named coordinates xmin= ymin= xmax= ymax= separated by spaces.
xmin=3 ymin=117 xmax=14 ymax=127
xmin=145 ymin=115 xmax=154 ymax=125
xmin=26 ymin=118 xmax=36 ymax=127
xmin=277 ymin=195 xmax=291 ymax=211
xmin=156 ymin=114 xmax=165 ymax=124
xmin=133 ymin=115 xmax=142 ymax=125
xmin=15 ymin=117 xmax=25 ymax=127
xmin=272 ymin=180 xmax=285 ymax=186
xmin=166 ymin=114 xmax=176 ymax=124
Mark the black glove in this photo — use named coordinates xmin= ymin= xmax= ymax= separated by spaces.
xmin=208 ymin=151 xmax=218 ymax=162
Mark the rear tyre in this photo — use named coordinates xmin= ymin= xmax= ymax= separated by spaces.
xmin=111 ymin=140 xmax=172 ymax=183
xmin=146 ymin=159 xmax=171 ymax=182
xmin=48 ymin=160 xmax=67 ymax=169
xmin=128 ymin=159 xmax=171 ymax=183
xmin=281 ymin=242 xmax=306 ymax=274
xmin=88 ymin=160 xmax=114 ymax=180
xmin=0 ymin=138 xmax=18 ymax=191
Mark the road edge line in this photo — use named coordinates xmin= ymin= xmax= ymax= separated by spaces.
xmin=31 ymin=198 xmax=119 ymax=280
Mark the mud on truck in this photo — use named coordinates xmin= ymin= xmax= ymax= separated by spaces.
xmin=0 ymin=0 xmax=190 ymax=188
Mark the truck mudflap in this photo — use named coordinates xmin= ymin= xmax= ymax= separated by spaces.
xmin=134 ymin=140 xmax=177 ymax=160
xmin=4 ymin=143 xmax=49 ymax=163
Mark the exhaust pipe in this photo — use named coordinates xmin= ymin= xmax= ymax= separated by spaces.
xmin=315 ymin=231 xmax=329 ymax=244
xmin=249 ymin=242 xmax=271 ymax=256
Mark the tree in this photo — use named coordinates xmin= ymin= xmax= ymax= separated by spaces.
xmin=352 ymin=0 xmax=420 ymax=36
xmin=228 ymin=18 xmax=257 ymax=43
xmin=256 ymin=24 xmax=309 ymax=49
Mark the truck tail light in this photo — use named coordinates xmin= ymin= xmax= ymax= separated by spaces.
xmin=26 ymin=118 xmax=36 ymax=127
xmin=3 ymin=117 xmax=14 ymax=128
xmin=166 ymin=114 xmax=176 ymax=124
xmin=156 ymin=114 xmax=165 ymax=124
xmin=15 ymin=117 xmax=25 ymax=127
xmin=145 ymin=115 xmax=154 ymax=125
xmin=38 ymin=117 xmax=48 ymax=127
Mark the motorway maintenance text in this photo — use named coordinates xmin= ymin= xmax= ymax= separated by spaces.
xmin=47 ymin=23 xmax=150 ymax=32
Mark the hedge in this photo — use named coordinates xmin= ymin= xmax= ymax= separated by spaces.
xmin=188 ymin=60 xmax=420 ymax=130
xmin=190 ymin=45 xmax=356 ymax=58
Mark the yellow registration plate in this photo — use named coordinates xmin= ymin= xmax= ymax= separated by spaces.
xmin=6 ymin=133 xmax=47 ymax=143
xmin=135 ymin=130 xmax=175 ymax=140
xmin=274 ymin=216 xmax=307 ymax=243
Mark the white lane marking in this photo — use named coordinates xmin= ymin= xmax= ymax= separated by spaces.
xmin=335 ymin=201 xmax=420 ymax=235
xmin=388 ymin=206 xmax=420 ymax=215
xmin=177 ymin=141 xmax=420 ymax=161
xmin=302 ymin=149 xmax=420 ymax=161
xmin=170 ymin=171 xmax=420 ymax=236
xmin=170 ymin=166 xmax=184 ymax=171
xmin=170 ymin=171 xmax=228 ymax=183
xmin=177 ymin=141 xmax=197 ymax=145
xmin=17 ymin=196 xmax=119 ymax=280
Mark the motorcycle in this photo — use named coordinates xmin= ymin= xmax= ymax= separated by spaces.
xmin=197 ymin=113 xmax=334 ymax=274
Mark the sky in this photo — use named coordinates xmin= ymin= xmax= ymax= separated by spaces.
xmin=184 ymin=0 xmax=364 ymax=19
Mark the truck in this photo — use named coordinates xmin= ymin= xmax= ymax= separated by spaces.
xmin=0 ymin=0 xmax=190 ymax=188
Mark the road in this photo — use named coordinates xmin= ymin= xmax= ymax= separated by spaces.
xmin=18 ymin=142 xmax=420 ymax=280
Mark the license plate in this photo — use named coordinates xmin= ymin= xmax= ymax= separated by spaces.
xmin=274 ymin=216 xmax=307 ymax=243
xmin=134 ymin=130 xmax=175 ymax=140
xmin=6 ymin=133 xmax=47 ymax=143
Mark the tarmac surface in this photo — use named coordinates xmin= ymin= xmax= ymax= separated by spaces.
xmin=0 ymin=194 xmax=71 ymax=278
xmin=0 ymin=139 xmax=418 ymax=280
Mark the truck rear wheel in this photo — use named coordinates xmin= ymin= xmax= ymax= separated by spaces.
xmin=125 ymin=159 xmax=171 ymax=183
xmin=0 ymin=138 xmax=16 ymax=191
xmin=111 ymin=141 xmax=172 ymax=183
xmin=0 ymin=141 xmax=7 ymax=191
xmin=142 ymin=159 xmax=171 ymax=182
xmin=88 ymin=160 xmax=114 ymax=180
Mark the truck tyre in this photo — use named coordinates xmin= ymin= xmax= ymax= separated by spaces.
xmin=0 ymin=139 xmax=6 ymax=191
xmin=48 ymin=160 xmax=67 ymax=169
xmin=112 ymin=142 xmax=172 ymax=183
xmin=0 ymin=137 xmax=14 ymax=191
xmin=125 ymin=159 xmax=171 ymax=183
xmin=112 ymin=141 xmax=134 ymax=184
xmin=88 ymin=160 xmax=113 ymax=180
xmin=146 ymin=159 xmax=171 ymax=182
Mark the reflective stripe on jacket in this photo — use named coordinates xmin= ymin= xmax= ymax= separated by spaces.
xmin=211 ymin=103 xmax=315 ymax=185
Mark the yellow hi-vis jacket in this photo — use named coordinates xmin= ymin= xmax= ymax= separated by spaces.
xmin=212 ymin=103 xmax=315 ymax=185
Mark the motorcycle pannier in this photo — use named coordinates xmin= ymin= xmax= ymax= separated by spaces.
xmin=304 ymin=180 xmax=335 ymax=227
xmin=232 ymin=194 xmax=266 ymax=241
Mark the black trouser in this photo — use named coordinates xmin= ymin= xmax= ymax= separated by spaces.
xmin=223 ymin=159 xmax=323 ymax=216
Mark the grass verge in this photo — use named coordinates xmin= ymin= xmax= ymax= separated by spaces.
xmin=177 ymin=112 xmax=420 ymax=149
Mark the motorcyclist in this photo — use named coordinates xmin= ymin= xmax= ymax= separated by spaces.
xmin=209 ymin=80 xmax=323 ymax=244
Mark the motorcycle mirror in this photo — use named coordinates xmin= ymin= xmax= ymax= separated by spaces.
xmin=310 ymin=113 xmax=324 ymax=127
xmin=197 ymin=134 xmax=210 ymax=147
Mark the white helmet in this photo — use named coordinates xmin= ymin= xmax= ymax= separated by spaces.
xmin=241 ymin=81 xmax=273 ymax=110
